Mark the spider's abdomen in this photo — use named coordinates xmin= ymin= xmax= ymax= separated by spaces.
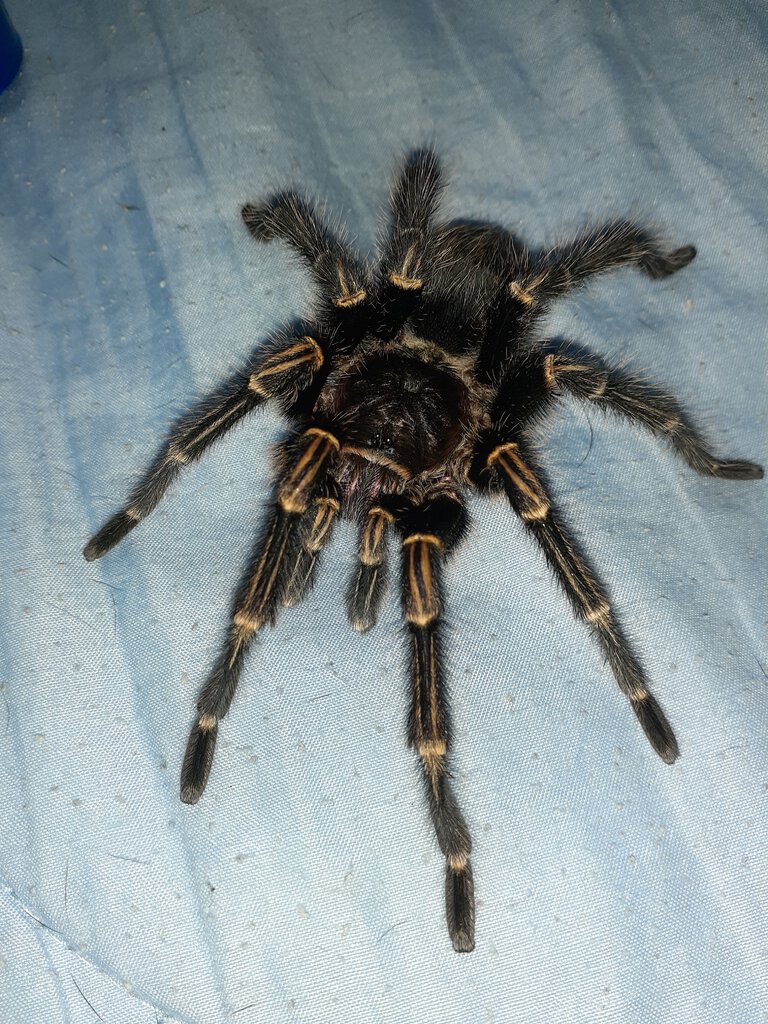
xmin=334 ymin=352 xmax=469 ymax=479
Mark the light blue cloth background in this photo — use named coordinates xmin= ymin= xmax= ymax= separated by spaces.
xmin=1 ymin=2 xmax=766 ymax=1021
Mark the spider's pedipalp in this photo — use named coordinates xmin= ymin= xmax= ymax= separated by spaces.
xmin=281 ymin=492 xmax=341 ymax=608
xmin=547 ymin=349 xmax=764 ymax=479
xmin=345 ymin=504 xmax=394 ymax=632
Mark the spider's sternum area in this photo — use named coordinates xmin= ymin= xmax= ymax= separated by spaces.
xmin=486 ymin=442 xmax=550 ymax=521
xmin=277 ymin=427 xmax=340 ymax=515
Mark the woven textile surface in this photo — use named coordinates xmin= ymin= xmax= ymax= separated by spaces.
xmin=1 ymin=2 xmax=766 ymax=1021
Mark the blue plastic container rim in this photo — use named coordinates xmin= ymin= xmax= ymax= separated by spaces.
xmin=0 ymin=0 xmax=23 ymax=94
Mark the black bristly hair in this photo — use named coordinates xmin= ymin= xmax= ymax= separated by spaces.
xmin=84 ymin=149 xmax=763 ymax=954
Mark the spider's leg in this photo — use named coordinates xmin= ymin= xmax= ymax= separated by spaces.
xmin=546 ymin=349 xmax=764 ymax=480
xmin=377 ymin=148 xmax=443 ymax=336
xmin=508 ymin=221 xmax=695 ymax=307
xmin=180 ymin=425 xmax=340 ymax=804
xmin=242 ymin=192 xmax=369 ymax=313
xmin=396 ymin=493 xmax=475 ymax=953
xmin=345 ymin=504 xmax=394 ymax=632
xmin=280 ymin=489 xmax=341 ymax=608
xmin=476 ymin=434 xmax=679 ymax=764
xmin=83 ymin=334 xmax=326 ymax=561
xmin=380 ymin=147 xmax=442 ymax=287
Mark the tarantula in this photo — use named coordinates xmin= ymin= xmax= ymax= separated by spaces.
xmin=84 ymin=150 xmax=762 ymax=953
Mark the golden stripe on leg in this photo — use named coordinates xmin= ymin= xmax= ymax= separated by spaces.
xmin=488 ymin=439 xmax=679 ymax=763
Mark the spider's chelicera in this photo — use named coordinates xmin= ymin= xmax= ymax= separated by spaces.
xmin=84 ymin=151 xmax=763 ymax=952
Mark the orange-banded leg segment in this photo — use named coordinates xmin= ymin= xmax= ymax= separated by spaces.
xmin=84 ymin=378 xmax=261 ymax=561
xmin=241 ymin=192 xmax=369 ymax=310
xmin=533 ymin=221 xmax=696 ymax=300
xmin=281 ymin=494 xmax=341 ymax=608
xmin=84 ymin=336 xmax=328 ymax=563
xmin=249 ymin=335 xmax=324 ymax=398
xmin=180 ymin=427 xmax=340 ymax=804
xmin=545 ymin=352 xmax=763 ymax=480
xmin=400 ymin=505 xmax=475 ymax=953
xmin=487 ymin=439 xmax=679 ymax=764
xmin=346 ymin=505 xmax=394 ymax=632
xmin=377 ymin=150 xmax=443 ymax=338
xmin=381 ymin=148 xmax=442 ymax=289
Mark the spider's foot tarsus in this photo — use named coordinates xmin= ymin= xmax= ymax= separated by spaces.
xmin=632 ymin=692 xmax=679 ymax=764
xmin=241 ymin=202 xmax=277 ymax=242
xmin=83 ymin=510 xmax=139 ymax=560
xmin=445 ymin=861 xmax=475 ymax=953
xmin=641 ymin=244 xmax=696 ymax=279
xmin=180 ymin=717 xmax=219 ymax=804
xmin=709 ymin=459 xmax=764 ymax=480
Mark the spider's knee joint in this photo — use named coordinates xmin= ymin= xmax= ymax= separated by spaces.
xmin=333 ymin=259 xmax=368 ymax=307
xmin=388 ymin=271 xmax=424 ymax=291
xmin=233 ymin=609 xmax=263 ymax=638
xmin=519 ymin=498 xmax=550 ymax=522
xmin=249 ymin=336 xmax=324 ymax=396
xmin=448 ymin=852 xmax=470 ymax=872
xmin=508 ymin=280 xmax=536 ymax=305
xmin=486 ymin=444 xmax=550 ymax=520
xmin=359 ymin=506 xmax=394 ymax=566
xmin=167 ymin=446 xmax=190 ymax=465
xmin=402 ymin=532 xmax=444 ymax=550
xmin=333 ymin=289 xmax=368 ymax=308
xmin=303 ymin=495 xmax=340 ymax=553
xmin=584 ymin=600 xmax=611 ymax=625
xmin=277 ymin=428 xmax=340 ymax=514
xmin=417 ymin=737 xmax=448 ymax=760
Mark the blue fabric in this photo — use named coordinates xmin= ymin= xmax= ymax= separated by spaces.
xmin=1 ymin=1 xmax=766 ymax=1021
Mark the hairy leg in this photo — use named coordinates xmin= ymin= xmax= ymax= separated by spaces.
xmin=396 ymin=493 xmax=475 ymax=952
xmin=546 ymin=349 xmax=763 ymax=479
xmin=84 ymin=334 xmax=326 ymax=560
xmin=180 ymin=426 xmax=340 ymax=803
